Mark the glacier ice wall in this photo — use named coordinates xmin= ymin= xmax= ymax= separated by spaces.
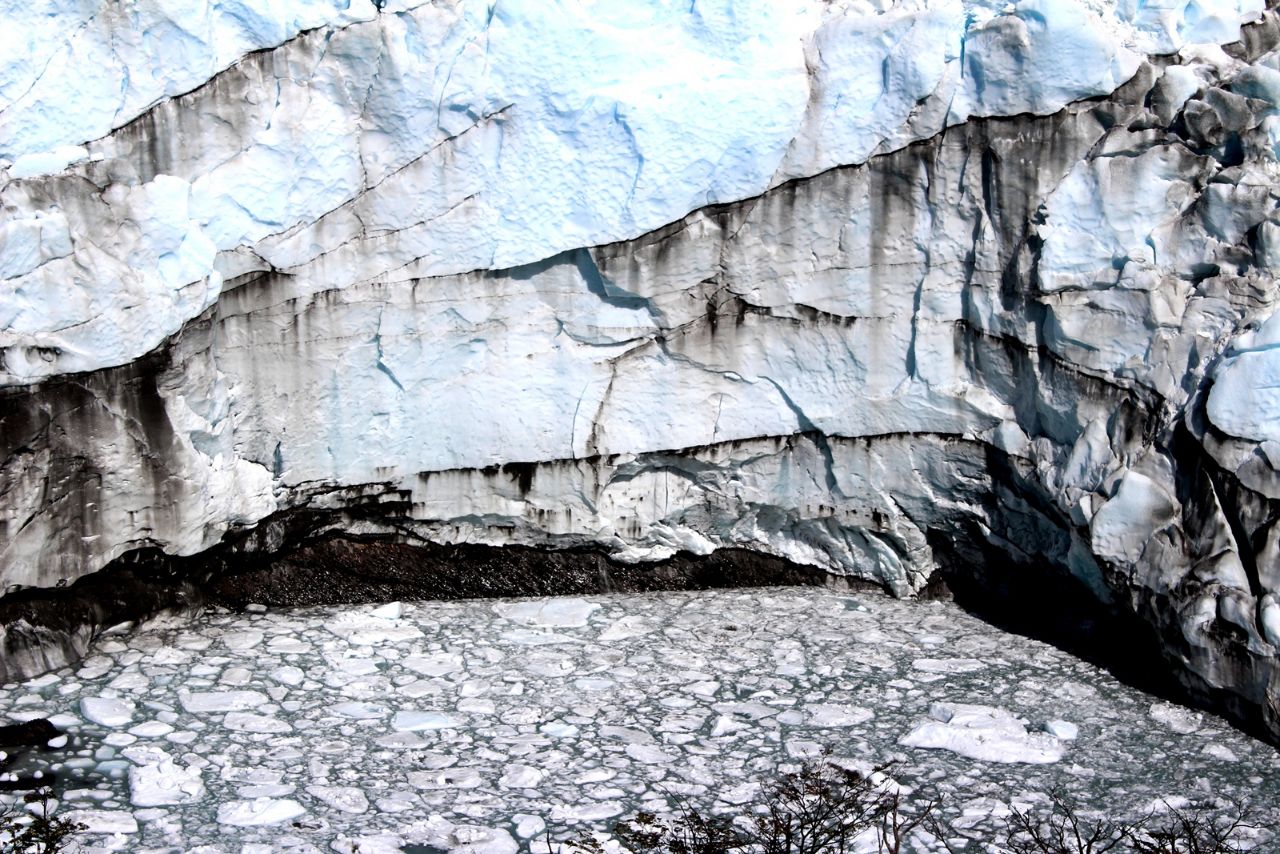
xmin=4 ymin=0 xmax=1280 ymax=739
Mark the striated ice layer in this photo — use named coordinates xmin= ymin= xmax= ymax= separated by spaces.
xmin=0 ymin=589 xmax=1275 ymax=851
xmin=0 ymin=0 xmax=1265 ymax=383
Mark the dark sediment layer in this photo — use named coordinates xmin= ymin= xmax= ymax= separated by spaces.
xmin=0 ymin=532 xmax=837 ymax=686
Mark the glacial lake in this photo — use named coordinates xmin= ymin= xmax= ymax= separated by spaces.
xmin=0 ymin=587 xmax=1276 ymax=852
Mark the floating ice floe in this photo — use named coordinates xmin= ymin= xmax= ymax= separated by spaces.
xmin=306 ymin=784 xmax=369 ymax=813
xmin=332 ymin=701 xmax=391 ymax=719
xmin=912 ymin=658 xmax=986 ymax=674
xmin=62 ymin=809 xmax=138 ymax=834
xmin=495 ymin=597 xmax=600 ymax=628
xmin=392 ymin=710 xmax=462 ymax=731
xmin=80 ymin=696 xmax=134 ymax=727
xmin=223 ymin=711 xmax=291 ymax=733
xmin=325 ymin=611 xmax=425 ymax=644
xmin=215 ymin=797 xmax=307 ymax=826
xmin=179 ymin=691 xmax=268 ymax=713
xmin=806 ymin=703 xmax=874 ymax=726
xmin=124 ymin=746 xmax=206 ymax=807
xmin=1149 ymin=701 xmax=1204 ymax=734
xmin=899 ymin=703 xmax=1066 ymax=764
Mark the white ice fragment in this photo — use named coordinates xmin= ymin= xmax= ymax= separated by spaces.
xmin=61 ymin=809 xmax=137 ymax=834
xmin=333 ymin=702 xmax=391 ymax=719
xmin=376 ymin=793 xmax=421 ymax=813
xmin=216 ymin=797 xmax=306 ymax=826
xmin=574 ymin=677 xmax=615 ymax=692
xmin=392 ymin=711 xmax=461 ymax=731
xmin=625 ymin=744 xmax=675 ymax=764
xmin=710 ymin=715 xmax=749 ymax=737
xmin=221 ymin=630 xmax=264 ymax=650
xmin=805 ymin=704 xmax=874 ymax=726
xmin=550 ymin=802 xmax=625 ymax=822
xmin=179 ymin=691 xmax=268 ymax=713
xmin=1044 ymin=720 xmax=1079 ymax=740
xmin=514 ymin=814 xmax=546 ymax=838
xmin=499 ymin=629 xmax=580 ymax=646
xmin=598 ymin=615 xmax=656 ymax=640
xmin=80 ymin=697 xmax=135 ymax=727
xmin=457 ymin=698 xmax=495 ymax=715
xmin=1204 ymin=743 xmax=1238 ymax=761
xmin=370 ymin=602 xmax=403 ymax=620
xmin=1149 ymin=702 xmax=1203 ymax=734
xmin=128 ymin=721 xmax=174 ymax=738
xmin=270 ymin=666 xmax=305 ymax=686
xmin=107 ymin=671 xmax=149 ymax=691
xmin=326 ymin=612 xmax=423 ymax=644
xmin=223 ymin=712 xmax=292 ymax=733
xmin=407 ymin=768 xmax=484 ymax=789
xmin=129 ymin=756 xmax=206 ymax=807
xmin=402 ymin=654 xmax=463 ymax=677
xmin=899 ymin=703 xmax=1065 ymax=764
xmin=407 ymin=819 xmax=519 ymax=854
xmin=306 ymin=784 xmax=369 ymax=813
xmin=494 ymin=597 xmax=600 ymax=628
xmin=912 ymin=658 xmax=986 ymax=673
xmin=499 ymin=765 xmax=545 ymax=788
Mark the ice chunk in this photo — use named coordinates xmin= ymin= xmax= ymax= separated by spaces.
xmin=598 ymin=615 xmax=656 ymax=640
xmin=494 ymin=597 xmax=600 ymax=628
xmin=270 ymin=666 xmax=305 ymax=686
xmin=80 ymin=697 xmax=135 ymax=727
xmin=223 ymin=712 xmax=292 ymax=733
xmin=216 ymin=797 xmax=307 ymax=826
xmin=1149 ymin=702 xmax=1203 ymax=734
xmin=899 ymin=704 xmax=1065 ymax=764
xmin=129 ymin=757 xmax=206 ymax=806
xmin=402 ymin=654 xmax=464 ymax=677
xmin=129 ymin=721 xmax=174 ymax=738
xmin=306 ymin=784 xmax=369 ymax=813
xmin=498 ymin=629 xmax=581 ymax=646
xmin=221 ymin=630 xmax=264 ymax=650
xmin=805 ymin=704 xmax=874 ymax=726
xmin=514 ymin=814 xmax=546 ymax=838
xmin=407 ymin=768 xmax=484 ymax=790
xmin=1044 ymin=720 xmax=1079 ymax=740
xmin=61 ymin=809 xmax=138 ymax=834
xmin=499 ymin=765 xmax=545 ymax=788
xmin=326 ymin=612 xmax=424 ymax=644
xmin=179 ymin=691 xmax=269 ymax=713
xmin=912 ymin=658 xmax=986 ymax=673
xmin=333 ymin=702 xmax=391 ymax=719
xmin=370 ymin=602 xmax=403 ymax=620
xmin=392 ymin=711 xmax=461 ymax=731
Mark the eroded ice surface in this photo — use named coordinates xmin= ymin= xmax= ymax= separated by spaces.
xmin=0 ymin=588 xmax=1276 ymax=852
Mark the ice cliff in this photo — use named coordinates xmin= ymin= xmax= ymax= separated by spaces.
xmin=4 ymin=0 xmax=1280 ymax=740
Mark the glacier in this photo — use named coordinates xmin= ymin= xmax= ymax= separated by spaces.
xmin=4 ymin=0 xmax=1280 ymax=744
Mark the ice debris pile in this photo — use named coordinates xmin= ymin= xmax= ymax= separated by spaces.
xmin=1 ymin=589 xmax=1276 ymax=852
xmin=4 ymin=0 xmax=1280 ymax=742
